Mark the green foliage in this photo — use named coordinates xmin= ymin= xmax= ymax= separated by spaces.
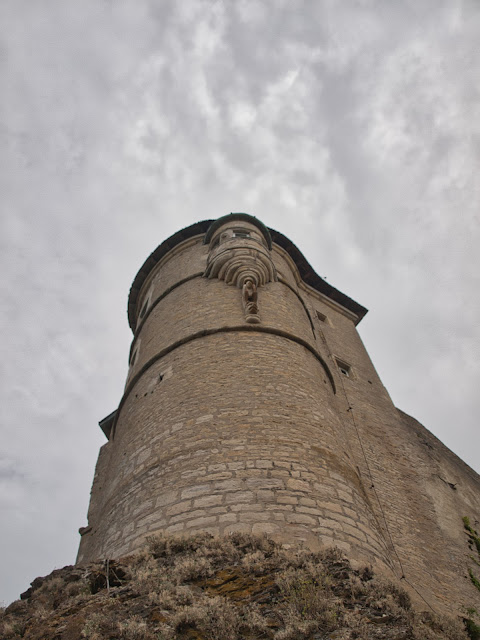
xmin=464 ymin=617 xmax=480 ymax=640
xmin=464 ymin=517 xmax=480 ymax=594
xmin=462 ymin=517 xmax=480 ymax=640
xmin=469 ymin=569 xmax=480 ymax=593
xmin=464 ymin=518 xmax=480 ymax=557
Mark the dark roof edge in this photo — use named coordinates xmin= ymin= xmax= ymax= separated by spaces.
xmin=128 ymin=220 xmax=213 ymax=331
xmin=99 ymin=409 xmax=117 ymax=440
xmin=127 ymin=219 xmax=367 ymax=331
xmin=204 ymin=213 xmax=273 ymax=249
xmin=268 ymin=227 xmax=368 ymax=325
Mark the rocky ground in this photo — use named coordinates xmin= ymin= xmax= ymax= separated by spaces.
xmin=1 ymin=533 xmax=478 ymax=639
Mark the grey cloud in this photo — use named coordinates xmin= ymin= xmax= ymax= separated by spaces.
xmin=1 ymin=0 xmax=478 ymax=607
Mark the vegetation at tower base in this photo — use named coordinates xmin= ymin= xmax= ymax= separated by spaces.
xmin=77 ymin=214 xmax=480 ymax=616
xmin=1 ymin=534 xmax=473 ymax=640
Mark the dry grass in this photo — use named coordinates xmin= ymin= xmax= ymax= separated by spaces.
xmin=0 ymin=532 xmax=471 ymax=640
xmin=117 ymin=615 xmax=150 ymax=639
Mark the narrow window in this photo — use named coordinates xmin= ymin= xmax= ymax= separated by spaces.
xmin=233 ymin=228 xmax=251 ymax=239
xmin=335 ymin=358 xmax=352 ymax=378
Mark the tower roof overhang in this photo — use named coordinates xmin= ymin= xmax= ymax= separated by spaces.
xmin=127 ymin=216 xmax=368 ymax=331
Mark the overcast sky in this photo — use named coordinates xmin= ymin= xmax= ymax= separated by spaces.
xmin=1 ymin=0 xmax=479 ymax=606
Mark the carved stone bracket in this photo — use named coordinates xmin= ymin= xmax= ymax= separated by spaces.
xmin=242 ymin=278 xmax=260 ymax=324
xmin=204 ymin=237 xmax=277 ymax=323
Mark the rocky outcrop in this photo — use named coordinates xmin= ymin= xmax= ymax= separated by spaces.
xmin=1 ymin=534 xmax=475 ymax=640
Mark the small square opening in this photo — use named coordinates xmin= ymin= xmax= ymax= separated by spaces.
xmin=316 ymin=310 xmax=327 ymax=323
xmin=335 ymin=358 xmax=352 ymax=378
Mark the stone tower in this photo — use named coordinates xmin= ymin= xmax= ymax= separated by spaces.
xmin=78 ymin=213 xmax=480 ymax=615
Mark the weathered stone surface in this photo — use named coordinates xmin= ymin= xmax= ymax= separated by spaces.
xmin=77 ymin=215 xmax=480 ymax=617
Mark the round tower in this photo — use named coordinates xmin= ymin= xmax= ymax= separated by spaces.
xmin=77 ymin=214 xmax=391 ymax=571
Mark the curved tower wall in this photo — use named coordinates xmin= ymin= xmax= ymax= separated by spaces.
xmin=78 ymin=214 xmax=480 ymax=615
xmin=78 ymin=216 xmax=389 ymax=570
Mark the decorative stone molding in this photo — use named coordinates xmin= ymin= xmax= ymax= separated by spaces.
xmin=203 ymin=217 xmax=277 ymax=323
xmin=242 ymin=278 xmax=260 ymax=323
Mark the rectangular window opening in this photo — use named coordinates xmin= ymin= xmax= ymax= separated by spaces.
xmin=335 ymin=358 xmax=352 ymax=378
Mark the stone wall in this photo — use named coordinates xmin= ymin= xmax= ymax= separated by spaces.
xmin=78 ymin=215 xmax=480 ymax=616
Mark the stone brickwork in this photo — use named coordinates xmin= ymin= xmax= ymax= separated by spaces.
xmin=78 ymin=214 xmax=480 ymax=616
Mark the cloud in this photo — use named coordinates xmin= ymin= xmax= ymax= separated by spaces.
xmin=1 ymin=0 xmax=479 ymax=606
